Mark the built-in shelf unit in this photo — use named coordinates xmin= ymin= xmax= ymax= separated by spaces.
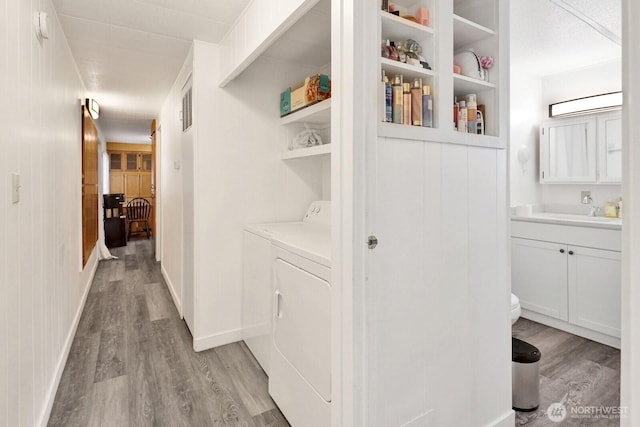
xmin=378 ymin=0 xmax=503 ymax=146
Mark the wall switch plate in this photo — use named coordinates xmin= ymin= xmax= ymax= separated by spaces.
xmin=11 ymin=173 xmax=20 ymax=204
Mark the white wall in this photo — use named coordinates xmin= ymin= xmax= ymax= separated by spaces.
xmin=510 ymin=59 xmax=623 ymax=209
xmin=510 ymin=66 xmax=543 ymax=206
xmin=158 ymin=48 xmax=192 ymax=315
xmin=0 ymin=1 xmax=99 ymax=426
xmin=191 ymin=41 xmax=325 ymax=349
xmin=158 ymin=41 xmax=327 ymax=350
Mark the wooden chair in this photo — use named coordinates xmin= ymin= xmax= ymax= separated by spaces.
xmin=125 ymin=197 xmax=151 ymax=240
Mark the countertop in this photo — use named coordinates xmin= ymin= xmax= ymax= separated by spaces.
xmin=511 ymin=212 xmax=622 ymax=230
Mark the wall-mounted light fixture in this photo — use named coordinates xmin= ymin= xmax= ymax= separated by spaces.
xmin=85 ymin=98 xmax=100 ymax=119
xmin=34 ymin=11 xmax=49 ymax=41
xmin=549 ymin=91 xmax=622 ymax=118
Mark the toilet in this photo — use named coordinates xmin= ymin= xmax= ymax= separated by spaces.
xmin=511 ymin=293 xmax=521 ymax=325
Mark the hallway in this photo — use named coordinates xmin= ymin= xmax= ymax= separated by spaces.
xmin=48 ymin=240 xmax=288 ymax=427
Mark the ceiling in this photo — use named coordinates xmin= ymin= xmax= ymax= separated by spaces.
xmin=52 ymin=0 xmax=252 ymax=143
xmin=52 ymin=0 xmax=620 ymax=143
xmin=511 ymin=0 xmax=621 ymax=76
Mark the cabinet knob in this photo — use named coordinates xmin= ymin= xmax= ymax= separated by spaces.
xmin=559 ymin=249 xmax=565 ymax=254
xmin=568 ymin=250 xmax=574 ymax=255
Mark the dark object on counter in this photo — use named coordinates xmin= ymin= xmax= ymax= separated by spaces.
xmin=421 ymin=61 xmax=431 ymax=70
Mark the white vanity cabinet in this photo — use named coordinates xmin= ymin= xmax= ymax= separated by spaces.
xmin=568 ymin=246 xmax=621 ymax=337
xmin=511 ymin=238 xmax=569 ymax=320
xmin=511 ymin=219 xmax=621 ymax=347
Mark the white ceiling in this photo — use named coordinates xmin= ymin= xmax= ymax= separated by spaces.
xmin=52 ymin=0 xmax=620 ymax=143
xmin=52 ymin=0 xmax=252 ymax=143
xmin=511 ymin=0 xmax=621 ymax=76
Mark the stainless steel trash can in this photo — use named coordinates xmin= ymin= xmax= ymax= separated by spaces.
xmin=512 ymin=337 xmax=541 ymax=411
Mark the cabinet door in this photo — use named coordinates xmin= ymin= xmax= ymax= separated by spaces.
xmin=109 ymin=152 xmax=123 ymax=171
xmin=139 ymin=172 xmax=152 ymax=198
xmin=125 ymin=153 xmax=139 ymax=171
xmin=110 ymin=172 xmax=125 ymax=194
xmin=511 ymin=238 xmax=568 ymax=320
xmin=125 ymin=173 xmax=141 ymax=197
xmin=597 ymin=113 xmax=622 ymax=183
xmin=141 ymin=154 xmax=152 ymax=171
xmin=568 ymin=246 xmax=621 ymax=337
xmin=540 ymin=117 xmax=597 ymax=183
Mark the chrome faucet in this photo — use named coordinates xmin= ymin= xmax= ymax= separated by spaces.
xmin=581 ymin=191 xmax=599 ymax=216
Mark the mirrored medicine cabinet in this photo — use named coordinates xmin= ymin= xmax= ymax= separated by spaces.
xmin=539 ymin=111 xmax=621 ymax=184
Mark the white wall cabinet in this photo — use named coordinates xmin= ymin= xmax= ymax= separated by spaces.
xmin=597 ymin=112 xmax=622 ymax=183
xmin=539 ymin=111 xmax=622 ymax=184
xmin=511 ymin=220 xmax=621 ymax=346
xmin=539 ymin=116 xmax=597 ymax=183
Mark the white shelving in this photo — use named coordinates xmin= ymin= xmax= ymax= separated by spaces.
xmin=280 ymin=99 xmax=332 ymax=126
xmin=453 ymin=73 xmax=496 ymax=96
xmin=280 ymin=144 xmax=331 ymax=159
xmin=381 ymin=58 xmax=435 ymax=81
xmin=380 ymin=11 xmax=434 ymax=40
xmin=378 ymin=122 xmax=503 ymax=149
xmin=453 ymin=14 xmax=495 ymax=50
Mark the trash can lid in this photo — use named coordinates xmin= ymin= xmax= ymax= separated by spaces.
xmin=512 ymin=337 xmax=541 ymax=363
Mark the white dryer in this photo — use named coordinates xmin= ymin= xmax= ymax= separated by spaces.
xmin=243 ymin=201 xmax=331 ymax=427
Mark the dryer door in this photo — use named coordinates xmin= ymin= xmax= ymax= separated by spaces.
xmin=273 ymin=258 xmax=331 ymax=401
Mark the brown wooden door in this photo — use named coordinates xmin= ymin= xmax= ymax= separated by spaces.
xmin=82 ymin=107 xmax=99 ymax=267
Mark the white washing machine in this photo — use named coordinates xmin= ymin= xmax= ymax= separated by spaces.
xmin=243 ymin=201 xmax=331 ymax=427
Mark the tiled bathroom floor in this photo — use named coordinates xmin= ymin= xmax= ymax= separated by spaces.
xmin=512 ymin=318 xmax=620 ymax=426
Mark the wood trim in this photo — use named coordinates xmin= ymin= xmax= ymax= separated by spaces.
xmin=107 ymin=142 xmax=152 ymax=152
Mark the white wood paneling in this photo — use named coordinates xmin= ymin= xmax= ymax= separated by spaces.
xmin=0 ymin=0 xmax=99 ymax=425
xmin=365 ymin=139 xmax=510 ymax=426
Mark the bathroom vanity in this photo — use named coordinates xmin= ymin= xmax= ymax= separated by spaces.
xmin=511 ymin=213 xmax=621 ymax=348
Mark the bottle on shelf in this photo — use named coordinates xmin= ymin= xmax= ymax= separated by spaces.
xmin=416 ymin=7 xmax=429 ymax=26
xmin=466 ymin=94 xmax=477 ymax=134
xmin=458 ymin=100 xmax=468 ymax=133
xmin=392 ymin=74 xmax=403 ymax=124
xmin=385 ymin=73 xmax=392 ymax=123
xmin=380 ymin=71 xmax=387 ymax=122
xmin=476 ymin=110 xmax=484 ymax=135
xmin=422 ymin=85 xmax=433 ymax=128
xmin=403 ymin=82 xmax=412 ymax=125
xmin=411 ymin=78 xmax=423 ymax=126
xmin=453 ymin=97 xmax=459 ymax=130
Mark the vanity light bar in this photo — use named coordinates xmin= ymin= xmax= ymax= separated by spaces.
xmin=549 ymin=91 xmax=622 ymax=117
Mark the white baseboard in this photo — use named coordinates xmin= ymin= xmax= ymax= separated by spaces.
xmin=521 ymin=309 xmax=621 ymax=349
xmin=161 ymin=264 xmax=182 ymax=317
xmin=486 ymin=410 xmax=515 ymax=427
xmin=193 ymin=328 xmax=243 ymax=352
xmin=38 ymin=249 xmax=99 ymax=427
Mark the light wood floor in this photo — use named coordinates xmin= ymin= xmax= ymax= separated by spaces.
xmin=48 ymin=239 xmax=289 ymax=427
xmin=513 ymin=318 xmax=620 ymax=426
